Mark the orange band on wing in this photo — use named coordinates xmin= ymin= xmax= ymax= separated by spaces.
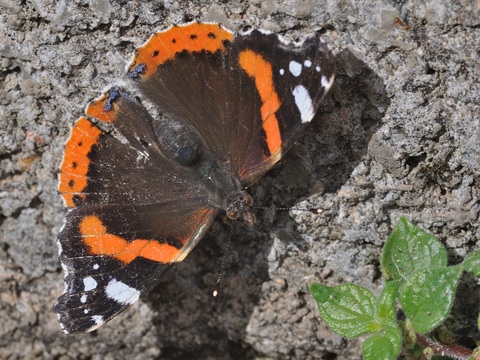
xmin=59 ymin=117 xmax=102 ymax=207
xmin=238 ymin=50 xmax=282 ymax=155
xmin=86 ymin=93 xmax=116 ymax=123
xmin=128 ymin=22 xmax=234 ymax=77
xmin=79 ymin=215 xmax=180 ymax=264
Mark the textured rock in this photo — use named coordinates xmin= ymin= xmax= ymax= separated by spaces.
xmin=0 ymin=0 xmax=479 ymax=359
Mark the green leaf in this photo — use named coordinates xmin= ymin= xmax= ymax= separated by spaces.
xmin=376 ymin=280 xmax=400 ymax=321
xmin=398 ymin=266 xmax=462 ymax=333
xmin=473 ymin=346 xmax=480 ymax=360
xmin=362 ymin=325 xmax=402 ymax=360
xmin=464 ymin=249 xmax=480 ymax=276
xmin=382 ymin=217 xmax=447 ymax=282
xmin=309 ymin=283 xmax=379 ymax=338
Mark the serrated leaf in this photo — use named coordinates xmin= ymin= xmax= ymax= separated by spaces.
xmin=398 ymin=266 xmax=462 ymax=333
xmin=377 ymin=280 xmax=400 ymax=321
xmin=382 ymin=217 xmax=447 ymax=282
xmin=309 ymin=283 xmax=379 ymax=338
xmin=362 ymin=325 xmax=402 ymax=360
xmin=464 ymin=249 xmax=480 ymax=277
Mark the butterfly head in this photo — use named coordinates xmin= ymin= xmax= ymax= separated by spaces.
xmin=225 ymin=191 xmax=256 ymax=226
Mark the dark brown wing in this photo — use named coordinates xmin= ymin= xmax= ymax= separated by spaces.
xmin=56 ymin=89 xmax=218 ymax=333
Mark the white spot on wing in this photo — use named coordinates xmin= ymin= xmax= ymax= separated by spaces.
xmin=59 ymin=260 xmax=70 ymax=283
xmin=80 ymin=294 xmax=87 ymax=303
xmin=135 ymin=149 xmax=150 ymax=163
xmin=58 ymin=318 xmax=67 ymax=333
xmin=292 ymin=85 xmax=314 ymax=123
xmin=91 ymin=315 xmax=103 ymax=325
xmin=315 ymin=65 xmax=321 ymax=72
xmin=57 ymin=218 xmax=67 ymax=256
xmin=57 ymin=241 xmax=63 ymax=256
xmin=279 ymin=68 xmax=285 ymax=75
xmin=113 ymin=131 xmax=129 ymax=145
xmin=304 ymin=59 xmax=312 ymax=67
xmin=93 ymin=264 xmax=99 ymax=270
xmin=83 ymin=277 xmax=97 ymax=291
xmin=289 ymin=61 xmax=302 ymax=77
xmin=105 ymin=279 xmax=140 ymax=305
xmin=84 ymin=315 xmax=105 ymax=332
xmin=84 ymin=309 xmax=89 ymax=314
xmin=321 ymin=75 xmax=334 ymax=91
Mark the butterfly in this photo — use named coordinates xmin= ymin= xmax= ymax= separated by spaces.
xmin=54 ymin=21 xmax=335 ymax=334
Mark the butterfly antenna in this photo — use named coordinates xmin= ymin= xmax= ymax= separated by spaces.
xmin=213 ymin=224 xmax=233 ymax=297
xmin=253 ymin=205 xmax=321 ymax=214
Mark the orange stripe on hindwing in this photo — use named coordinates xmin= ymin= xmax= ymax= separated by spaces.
xmin=238 ymin=50 xmax=282 ymax=156
xmin=59 ymin=117 xmax=102 ymax=207
xmin=79 ymin=215 xmax=181 ymax=264
xmin=128 ymin=22 xmax=234 ymax=77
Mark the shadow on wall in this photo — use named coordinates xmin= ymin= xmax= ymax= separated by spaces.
xmin=143 ymin=49 xmax=389 ymax=359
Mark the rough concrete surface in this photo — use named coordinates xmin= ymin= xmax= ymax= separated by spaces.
xmin=1 ymin=0 xmax=479 ymax=359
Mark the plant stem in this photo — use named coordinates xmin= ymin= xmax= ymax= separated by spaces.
xmin=416 ymin=333 xmax=473 ymax=360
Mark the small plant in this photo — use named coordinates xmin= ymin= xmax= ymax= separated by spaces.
xmin=309 ymin=216 xmax=480 ymax=359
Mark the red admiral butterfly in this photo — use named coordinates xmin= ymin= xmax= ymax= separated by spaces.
xmin=54 ymin=22 xmax=335 ymax=334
